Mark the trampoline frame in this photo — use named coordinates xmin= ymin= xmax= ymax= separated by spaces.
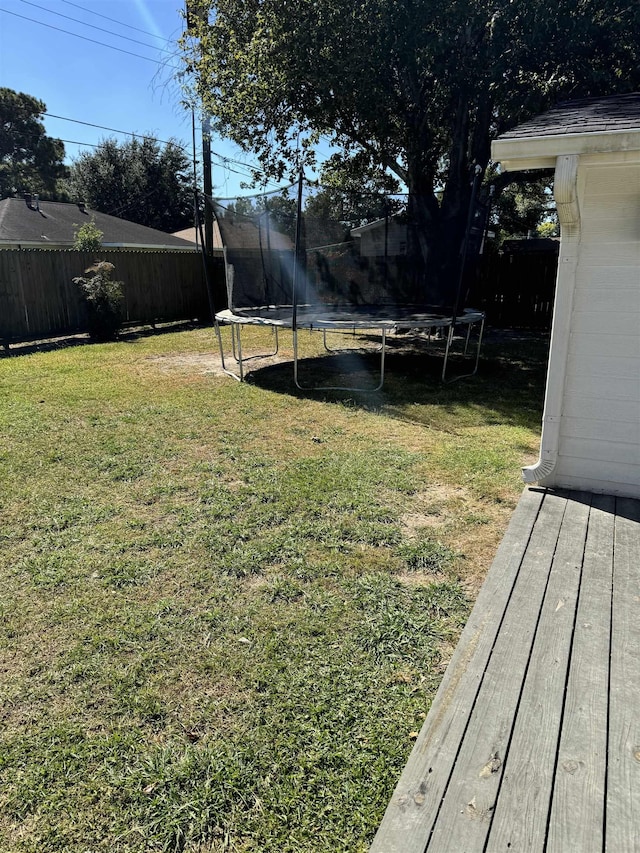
xmin=214 ymin=307 xmax=485 ymax=390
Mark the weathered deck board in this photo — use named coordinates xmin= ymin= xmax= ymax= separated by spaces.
xmin=370 ymin=488 xmax=640 ymax=853
xmin=426 ymin=491 xmax=568 ymax=852
xmin=606 ymin=497 xmax=640 ymax=851
xmin=546 ymin=493 xmax=615 ymax=853
xmin=488 ymin=492 xmax=591 ymax=851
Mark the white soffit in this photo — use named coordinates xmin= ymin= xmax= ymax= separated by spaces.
xmin=491 ymin=129 xmax=640 ymax=172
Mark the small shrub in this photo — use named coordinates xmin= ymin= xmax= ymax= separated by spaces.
xmin=73 ymin=261 xmax=125 ymax=340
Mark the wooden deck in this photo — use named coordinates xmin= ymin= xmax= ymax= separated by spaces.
xmin=370 ymin=488 xmax=640 ymax=852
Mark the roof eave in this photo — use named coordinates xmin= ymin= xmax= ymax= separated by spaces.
xmin=492 ymin=128 xmax=640 ymax=172
xmin=100 ymin=242 xmax=198 ymax=251
xmin=0 ymin=241 xmax=200 ymax=251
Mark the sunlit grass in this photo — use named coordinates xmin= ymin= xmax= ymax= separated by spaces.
xmin=0 ymin=326 xmax=546 ymax=851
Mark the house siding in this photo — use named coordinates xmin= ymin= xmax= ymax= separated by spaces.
xmin=358 ymin=222 xmax=407 ymax=257
xmin=553 ymin=161 xmax=640 ymax=496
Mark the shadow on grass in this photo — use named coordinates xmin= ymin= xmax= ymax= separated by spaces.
xmin=0 ymin=319 xmax=206 ymax=359
xmin=244 ymin=328 xmax=550 ymax=433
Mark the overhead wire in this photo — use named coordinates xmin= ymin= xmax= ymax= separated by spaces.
xmin=59 ymin=0 xmax=173 ymax=42
xmin=1 ymin=8 xmax=297 ymax=197
xmin=0 ymin=7 xmax=181 ymax=69
xmin=104 ymin=185 xmax=167 ymax=219
xmin=44 ymin=113 xmax=189 ymax=152
xmin=18 ymin=0 xmax=175 ymax=53
xmin=42 ymin=111 xmax=284 ymax=188
xmin=57 ymin=138 xmax=101 ymax=149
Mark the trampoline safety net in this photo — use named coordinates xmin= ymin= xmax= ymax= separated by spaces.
xmin=208 ymin=178 xmax=488 ymax=320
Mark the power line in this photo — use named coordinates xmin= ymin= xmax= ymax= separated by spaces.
xmin=58 ymin=137 xmax=101 ymax=149
xmin=43 ymin=111 xmax=282 ymax=185
xmin=59 ymin=0 xmax=173 ymax=42
xmin=19 ymin=0 xmax=174 ymax=54
xmin=0 ymin=7 xmax=180 ymax=70
xmin=8 ymin=105 xmax=313 ymax=192
xmin=8 ymin=104 xmax=288 ymax=193
xmin=3 ymin=9 xmax=295 ymax=192
xmin=44 ymin=112 xmax=189 ymax=152
xmin=210 ymin=153 xmax=260 ymax=179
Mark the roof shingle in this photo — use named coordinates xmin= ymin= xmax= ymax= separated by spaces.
xmin=497 ymin=93 xmax=640 ymax=141
xmin=0 ymin=198 xmax=195 ymax=248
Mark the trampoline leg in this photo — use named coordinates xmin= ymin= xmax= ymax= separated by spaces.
xmin=234 ymin=325 xmax=245 ymax=381
xmin=216 ymin=321 xmax=244 ymax=382
xmin=442 ymin=317 xmax=485 ymax=383
xmin=464 ymin=323 xmax=472 ymax=356
xmin=441 ymin=324 xmax=456 ymax=382
xmin=236 ymin=325 xmax=279 ymax=360
xmin=472 ymin=317 xmax=485 ymax=375
xmin=293 ymin=327 xmax=301 ymax=387
xmin=231 ymin=323 xmax=240 ymax=362
xmin=218 ymin=324 xmax=281 ymax=382
xmin=294 ymin=327 xmax=387 ymax=392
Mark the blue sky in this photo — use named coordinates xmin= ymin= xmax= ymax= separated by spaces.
xmin=0 ymin=0 xmax=287 ymax=198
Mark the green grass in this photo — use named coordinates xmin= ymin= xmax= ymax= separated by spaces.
xmin=0 ymin=325 xmax=547 ymax=851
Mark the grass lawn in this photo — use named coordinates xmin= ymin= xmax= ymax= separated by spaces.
xmin=0 ymin=324 xmax=547 ymax=852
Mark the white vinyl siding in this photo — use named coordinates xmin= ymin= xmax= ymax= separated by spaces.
xmin=554 ymin=162 xmax=640 ymax=496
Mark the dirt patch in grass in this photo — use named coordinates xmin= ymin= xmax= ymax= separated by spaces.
xmin=146 ymin=348 xmax=295 ymax=376
xmin=147 ymin=352 xmax=224 ymax=373
xmin=398 ymin=482 xmax=519 ymax=594
xmin=400 ymin=484 xmax=473 ymax=534
xmin=396 ymin=569 xmax=450 ymax=586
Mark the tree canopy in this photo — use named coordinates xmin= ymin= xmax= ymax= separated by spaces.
xmin=181 ymin=0 xmax=640 ymax=291
xmin=69 ymin=136 xmax=194 ymax=234
xmin=304 ymin=153 xmax=402 ymax=228
xmin=0 ymin=88 xmax=67 ymax=199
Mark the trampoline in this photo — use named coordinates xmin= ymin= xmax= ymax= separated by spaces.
xmin=210 ymin=174 xmax=486 ymax=390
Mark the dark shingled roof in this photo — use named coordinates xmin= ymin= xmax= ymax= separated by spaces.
xmin=498 ymin=93 xmax=640 ymax=140
xmin=0 ymin=197 xmax=196 ymax=248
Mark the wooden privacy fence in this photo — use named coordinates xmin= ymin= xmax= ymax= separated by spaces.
xmin=1 ymin=241 xmax=558 ymax=344
xmin=0 ymin=248 xmax=211 ymax=345
xmin=469 ymin=240 xmax=559 ymax=330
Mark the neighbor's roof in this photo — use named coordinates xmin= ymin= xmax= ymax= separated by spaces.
xmin=172 ymin=223 xmax=224 ymax=249
xmin=350 ymin=216 xmax=408 ymax=236
xmin=492 ymin=93 xmax=640 ymax=171
xmin=0 ymin=197 xmax=196 ymax=249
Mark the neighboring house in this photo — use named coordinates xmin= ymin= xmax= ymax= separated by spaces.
xmin=492 ymin=92 xmax=640 ymax=498
xmin=0 ymin=195 xmax=196 ymax=250
xmin=350 ymin=218 xmax=408 ymax=257
xmin=172 ymin=223 xmax=225 ymax=252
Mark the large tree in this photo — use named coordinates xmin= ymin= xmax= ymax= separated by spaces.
xmin=69 ymin=136 xmax=193 ymax=233
xmin=181 ymin=0 xmax=640 ymax=300
xmin=0 ymin=88 xmax=67 ymax=199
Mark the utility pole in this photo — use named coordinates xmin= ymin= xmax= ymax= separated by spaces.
xmin=186 ymin=1 xmax=214 ymax=259
xmin=201 ymin=114 xmax=214 ymax=259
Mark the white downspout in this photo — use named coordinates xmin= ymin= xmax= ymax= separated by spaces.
xmin=523 ymin=153 xmax=581 ymax=484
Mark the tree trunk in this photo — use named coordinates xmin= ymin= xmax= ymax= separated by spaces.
xmin=406 ymin=168 xmax=473 ymax=311
xmin=403 ymin=88 xmax=485 ymax=312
